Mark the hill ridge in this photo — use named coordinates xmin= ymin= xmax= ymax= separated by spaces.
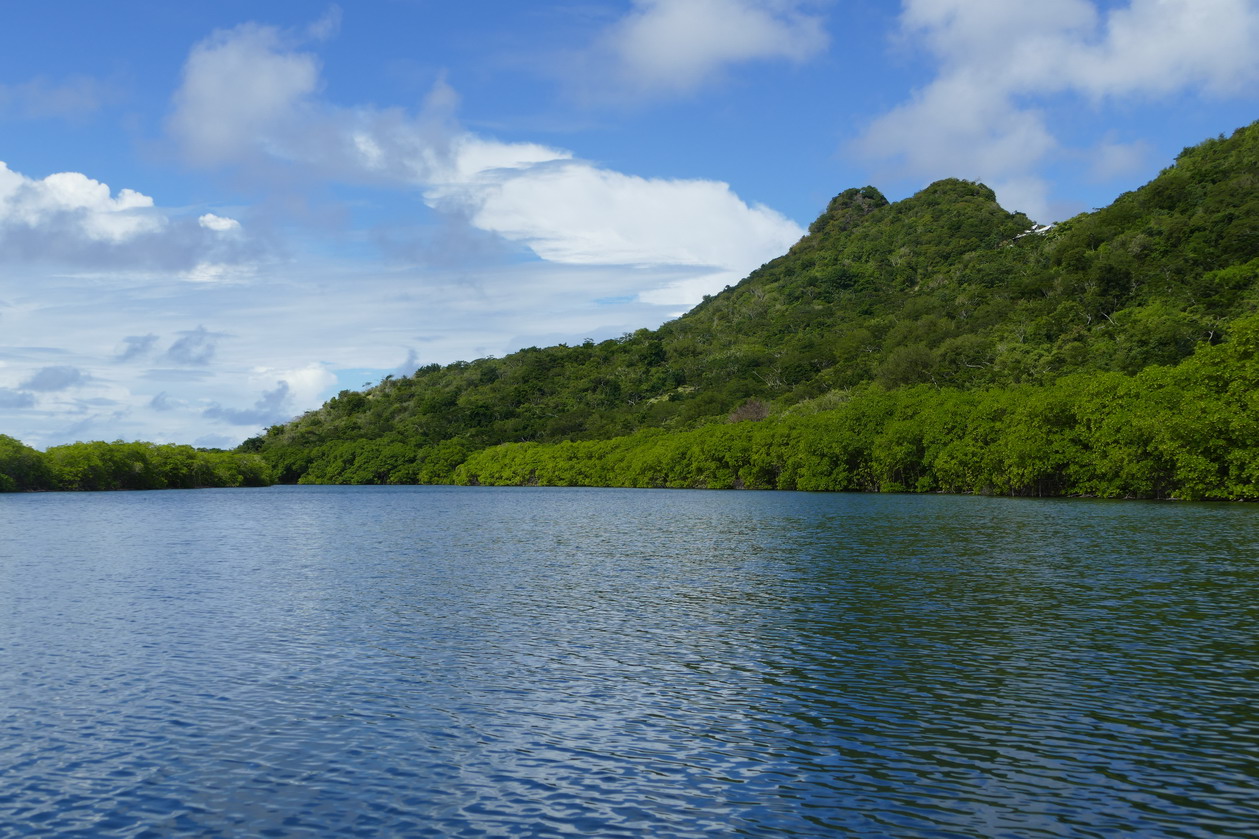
xmin=243 ymin=121 xmax=1259 ymax=496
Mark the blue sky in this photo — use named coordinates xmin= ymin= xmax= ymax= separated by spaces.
xmin=1 ymin=0 xmax=1256 ymax=448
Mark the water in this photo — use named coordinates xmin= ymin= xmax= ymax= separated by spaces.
xmin=1 ymin=486 xmax=1257 ymax=837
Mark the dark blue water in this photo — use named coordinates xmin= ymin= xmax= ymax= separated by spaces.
xmin=1 ymin=486 xmax=1257 ymax=837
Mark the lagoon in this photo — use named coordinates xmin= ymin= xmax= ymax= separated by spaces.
xmin=1 ymin=486 xmax=1257 ymax=836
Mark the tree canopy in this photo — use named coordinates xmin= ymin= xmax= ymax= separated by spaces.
xmin=0 ymin=438 xmax=273 ymax=492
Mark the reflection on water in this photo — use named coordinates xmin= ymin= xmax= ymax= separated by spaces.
xmin=1 ymin=486 xmax=1257 ymax=836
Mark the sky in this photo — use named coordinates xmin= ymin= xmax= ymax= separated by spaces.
xmin=1 ymin=0 xmax=1257 ymax=449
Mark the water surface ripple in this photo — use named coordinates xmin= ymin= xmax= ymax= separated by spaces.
xmin=1 ymin=487 xmax=1257 ymax=836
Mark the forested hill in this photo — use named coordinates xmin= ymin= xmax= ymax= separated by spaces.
xmin=246 ymin=121 xmax=1259 ymax=497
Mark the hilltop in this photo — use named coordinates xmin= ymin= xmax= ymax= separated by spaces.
xmin=244 ymin=122 xmax=1259 ymax=498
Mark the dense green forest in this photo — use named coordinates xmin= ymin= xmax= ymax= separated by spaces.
xmin=5 ymin=122 xmax=1256 ymax=498
xmin=0 ymin=437 xmax=273 ymax=492
xmin=454 ymin=315 xmax=1259 ymax=500
xmin=236 ymin=121 xmax=1259 ymax=500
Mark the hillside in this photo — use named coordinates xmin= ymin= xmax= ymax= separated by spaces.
xmin=245 ymin=122 xmax=1259 ymax=496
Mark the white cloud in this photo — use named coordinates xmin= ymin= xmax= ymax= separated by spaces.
xmin=167 ymin=23 xmax=321 ymax=167
xmin=0 ymin=160 xmax=258 ymax=269
xmin=167 ymin=23 xmax=805 ymax=305
xmin=198 ymin=213 xmax=241 ymax=232
xmin=0 ymin=162 xmax=163 ymax=243
xmin=442 ymin=133 xmax=572 ymax=182
xmin=595 ymin=0 xmax=829 ymax=98
xmin=254 ymin=363 xmax=336 ymax=406
xmin=1070 ymin=0 xmax=1259 ymax=98
xmin=427 ymin=154 xmax=800 ymax=272
xmin=855 ymin=0 xmax=1259 ymax=221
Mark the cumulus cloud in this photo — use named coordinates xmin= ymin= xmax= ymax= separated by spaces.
xmin=854 ymin=0 xmax=1259 ymax=221
xmin=20 ymin=365 xmax=87 ymax=391
xmin=169 ymin=34 xmax=513 ymax=187
xmin=0 ymin=162 xmax=162 ymax=242
xmin=167 ymin=25 xmax=803 ymax=304
xmin=0 ymin=160 xmax=257 ymax=269
xmin=590 ymin=0 xmax=829 ymax=98
xmin=168 ymin=23 xmax=321 ymax=167
xmin=198 ymin=213 xmax=241 ymax=232
xmin=164 ymin=326 xmax=222 ymax=366
xmin=425 ymin=143 xmax=802 ymax=293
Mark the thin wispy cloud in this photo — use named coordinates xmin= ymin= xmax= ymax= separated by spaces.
xmin=149 ymin=391 xmax=177 ymax=412
xmin=20 ymin=365 xmax=87 ymax=392
xmin=584 ymin=0 xmax=829 ymax=100
xmin=0 ymin=388 xmax=35 ymax=409
xmin=0 ymin=74 xmax=119 ymax=121
xmin=164 ymin=327 xmax=222 ymax=366
xmin=116 ymin=334 xmax=159 ymax=362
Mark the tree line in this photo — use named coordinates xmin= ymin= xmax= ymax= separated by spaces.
xmin=0 ymin=438 xmax=274 ymax=492
xmin=453 ymin=308 xmax=1259 ymax=501
xmin=253 ymin=308 xmax=1259 ymax=501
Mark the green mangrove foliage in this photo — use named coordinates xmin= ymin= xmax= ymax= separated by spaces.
xmin=243 ymin=122 xmax=1259 ymax=499
xmin=0 ymin=438 xmax=274 ymax=492
xmin=454 ymin=310 xmax=1259 ymax=501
